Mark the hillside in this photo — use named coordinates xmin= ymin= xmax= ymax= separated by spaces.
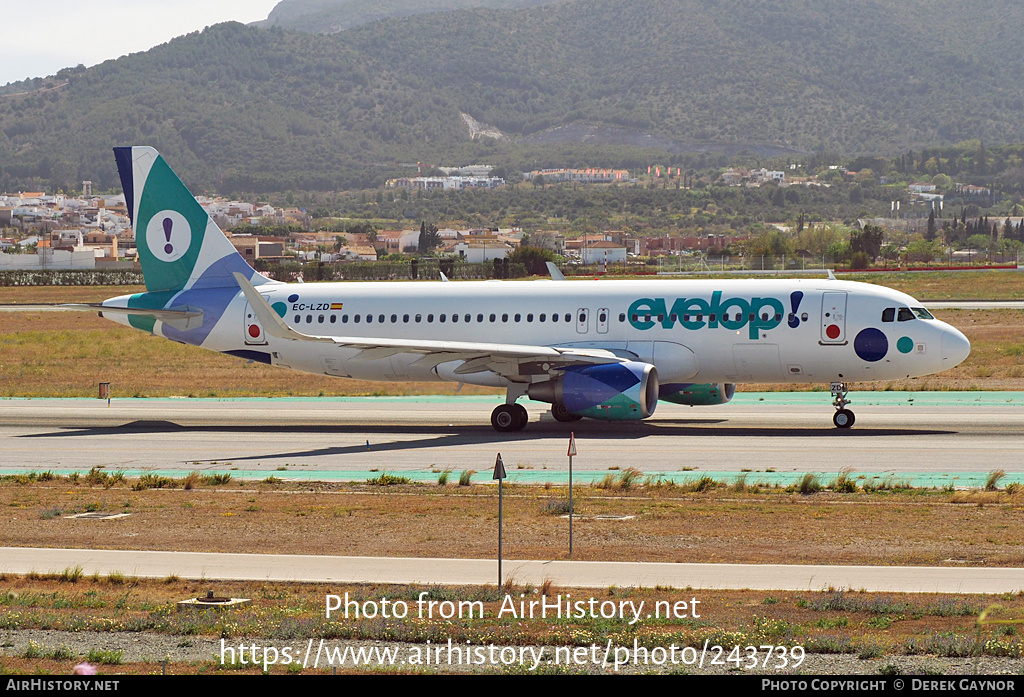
xmin=253 ymin=0 xmax=563 ymax=33
xmin=2 ymin=0 xmax=1024 ymax=193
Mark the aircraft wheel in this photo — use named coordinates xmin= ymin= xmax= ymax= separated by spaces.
xmin=551 ymin=403 xmax=581 ymax=422
xmin=513 ymin=403 xmax=529 ymax=430
xmin=833 ymin=409 xmax=855 ymax=429
xmin=492 ymin=404 xmax=526 ymax=432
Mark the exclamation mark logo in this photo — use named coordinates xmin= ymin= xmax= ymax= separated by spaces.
xmin=145 ymin=209 xmax=191 ymax=263
xmin=163 ymin=217 xmax=174 ymax=255
xmin=788 ymin=291 xmax=803 ymax=328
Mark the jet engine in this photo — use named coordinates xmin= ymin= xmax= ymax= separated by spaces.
xmin=658 ymin=382 xmax=736 ymax=406
xmin=528 ymin=361 xmax=659 ymax=420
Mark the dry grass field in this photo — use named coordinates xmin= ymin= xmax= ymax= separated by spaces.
xmin=2 ymin=476 xmax=1024 ymax=674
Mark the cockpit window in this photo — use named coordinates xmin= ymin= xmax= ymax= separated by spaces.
xmin=897 ymin=307 xmax=915 ymax=322
xmin=912 ymin=307 xmax=934 ymax=320
xmin=881 ymin=308 xmax=895 ymax=323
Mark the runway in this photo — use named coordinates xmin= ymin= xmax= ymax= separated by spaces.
xmin=3 ymin=547 xmax=1021 ymax=594
xmin=1 ymin=393 xmax=1022 ymax=486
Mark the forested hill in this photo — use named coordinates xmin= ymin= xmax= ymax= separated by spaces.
xmin=3 ymin=0 xmax=1024 ymax=194
xmin=253 ymin=0 xmax=564 ymax=33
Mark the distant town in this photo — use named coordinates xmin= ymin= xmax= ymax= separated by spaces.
xmin=1 ymin=159 xmax=1019 ymax=274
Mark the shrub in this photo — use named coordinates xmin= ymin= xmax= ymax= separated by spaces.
xmin=366 ymin=473 xmax=411 ymax=485
xmin=986 ymin=470 xmax=1006 ymax=491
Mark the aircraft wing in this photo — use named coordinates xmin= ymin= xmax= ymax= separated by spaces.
xmin=233 ymin=272 xmax=623 ymax=379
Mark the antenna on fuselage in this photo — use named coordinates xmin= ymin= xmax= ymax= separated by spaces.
xmin=439 ymin=271 xmax=450 ymax=282
xmin=826 ymin=269 xmax=837 ymax=281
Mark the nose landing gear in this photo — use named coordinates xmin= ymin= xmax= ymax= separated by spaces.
xmin=830 ymin=382 xmax=855 ymax=428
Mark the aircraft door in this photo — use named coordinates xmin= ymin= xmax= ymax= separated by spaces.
xmin=596 ymin=307 xmax=610 ymax=334
xmin=820 ymin=292 xmax=847 ymax=344
xmin=244 ymin=298 xmax=269 ymax=345
xmin=576 ymin=308 xmax=590 ymax=334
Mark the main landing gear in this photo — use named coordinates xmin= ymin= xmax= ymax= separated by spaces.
xmin=830 ymin=381 xmax=855 ymax=429
xmin=491 ymin=403 xmax=529 ymax=432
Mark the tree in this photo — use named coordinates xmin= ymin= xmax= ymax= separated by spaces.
xmin=850 ymin=224 xmax=883 ymax=259
xmin=418 ymin=221 xmax=440 ymax=252
xmin=507 ymin=246 xmax=560 ymax=275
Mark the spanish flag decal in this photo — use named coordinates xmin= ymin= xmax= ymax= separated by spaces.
xmin=330 ymin=302 xmax=344 ymax=310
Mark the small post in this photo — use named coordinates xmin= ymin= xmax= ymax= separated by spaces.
xmin=493 ymin=453 xmax=506 ymax=587
xmin=98 ymin=382 xmax=111 ymax=407
xmin=567 ymin=432 xmax=577 ymax=556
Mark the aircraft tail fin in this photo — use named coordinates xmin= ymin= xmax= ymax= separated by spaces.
xmin=113 ymin=146 xmax=272 ymax=293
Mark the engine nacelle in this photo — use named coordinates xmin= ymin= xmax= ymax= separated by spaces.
xmin=528 ymin=361 xmax=659 ymax=420
xmin=659 ymin=382 xmax=736 ymax=406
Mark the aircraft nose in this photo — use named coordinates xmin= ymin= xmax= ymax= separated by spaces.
xmin=940 ymin=327 xmax=971 ymax=368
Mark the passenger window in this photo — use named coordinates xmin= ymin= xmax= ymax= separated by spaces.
xmin=882 ymin=308 xmax=895 ymax=322
xmin=415 ymin=314 xmax=422 ymax=322
xmin=477 ymin=314 xmax=483 ymax=322
xmin=427 ymin=314 xmax=434 ymax=323
xmin=330 ymin=315 xmax=336 ymax=324
xmin=390 ymin=314 xmax=397 ymax=323
xmin=306 ymin=314 xmax=313 ymax=323
xmin=354 ymin=315 xmax=360 ymax=324
xmin=439 ymin=314 xmax=446 ymax=323
xmin=898 ymin=307 xmax=915 ymax=322
xmin=366 ymin=314 xmax=373 ymax=323
xmin=342 ymin=315 xmax=349 ymax=323
xmin=293 ymin=314 xmax=300 ymax=323
xmin=514 ymin=313 xmax=521 ymax=322
xmin=378 ymin=314 xmax=385 ymax=323
xmin=451 ymin=314 xmax=458 ymax=323
xmin=489 ymin=314 xmax=496 ymax=322
xmin=318 ymin=315 xmax=324 ymax=323
xmin=403 ymin=314 xmax=409 ymax=323
xmin=564 ymin=313 xmax=571 ymax=322
xmin=618 ymin=313 xmax=624 ymax=322
xmin=540 ymin=314 xmax=547 ymax=322
xmin=502 ymin=313 xmax=508 ymax=322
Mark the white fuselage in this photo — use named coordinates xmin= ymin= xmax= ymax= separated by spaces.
xmin=104 ymin=277 xmax=971 ymax=390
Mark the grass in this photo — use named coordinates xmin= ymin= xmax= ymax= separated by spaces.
xmin=986 ymin=470 xmax=1007 ymax=491
xmin=365 ymin=473 xmax=411 ymax=486
xmin=2 ymin=574 xmax=1022 ymax=674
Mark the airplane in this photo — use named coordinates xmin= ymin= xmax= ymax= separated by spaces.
xmin=82 ymin=146 xmax=970 ymax=432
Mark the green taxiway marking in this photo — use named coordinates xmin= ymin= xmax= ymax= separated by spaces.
xmin=11 ymin=468 xmax=1022 ymax=489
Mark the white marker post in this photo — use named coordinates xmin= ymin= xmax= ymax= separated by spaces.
xmin=493 ymin=453 xmax=507 ymax=587
xmin=567 ymin=432 xmax=576 ymax=556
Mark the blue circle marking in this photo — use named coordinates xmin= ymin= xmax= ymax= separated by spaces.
xmin=287 ymin=294 xmax=299 ymax=303
xmin=854 ymin=328 xmax=888 ymax=362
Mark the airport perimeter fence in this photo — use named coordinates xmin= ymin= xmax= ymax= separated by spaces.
xmin=0 ymin=269 xmax=145 ymax=286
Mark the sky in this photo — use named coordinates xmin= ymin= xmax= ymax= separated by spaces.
xmin=0 ymin=0 xmax=281 ymax=86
